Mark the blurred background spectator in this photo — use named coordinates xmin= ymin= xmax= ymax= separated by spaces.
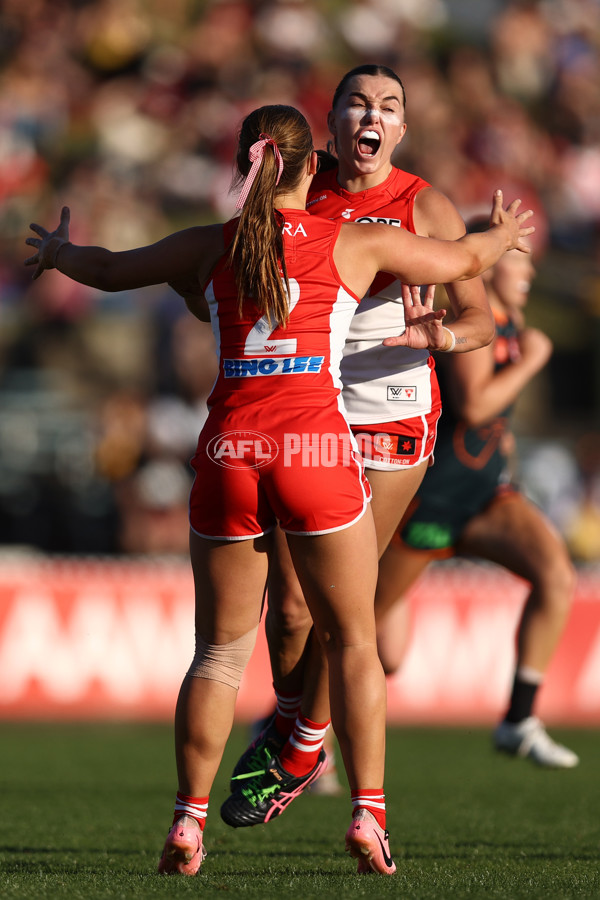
xmin=1 ymin=0 xmax=599 ymax=561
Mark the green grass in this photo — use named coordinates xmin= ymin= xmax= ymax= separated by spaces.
xmin=1 ymin=723 xmax=598 ymax=898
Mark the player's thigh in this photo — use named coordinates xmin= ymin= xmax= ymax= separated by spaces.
xmin=367 ymin=460 xmax=429 ymax=556
xmin=189 ymin=529 xmax=271 ymax=642
xmin=286 ymin=510 xmax=378 ymax=644
xmin=266 ymin=525 xmax=313 ymax=630
xmin=458 ymin=494 xmax=570 ymax=583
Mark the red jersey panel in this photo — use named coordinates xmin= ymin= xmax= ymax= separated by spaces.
xmin=203 ymin=211 xmax=359 ymax=417
xmin=307 ymin=165 xmax=429 ymax=299
xmin=189 ymin=209 xmax=371 ymax=540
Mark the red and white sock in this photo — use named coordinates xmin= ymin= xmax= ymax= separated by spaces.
xmin=351 ymin=788 xmax=386 ymax=830
xmin=173 ymin=791 xmax=208 ymax=830
xmin=273 ymin=687 xmax=302 ymax=738
xmin=278 ymin=714 xmax=330 ymax=776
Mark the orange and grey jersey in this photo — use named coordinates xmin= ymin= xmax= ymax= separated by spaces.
xmin=307 ymin=166 xmax=433 ymax=425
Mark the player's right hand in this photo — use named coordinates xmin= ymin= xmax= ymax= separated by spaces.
xmin=25 ymin=206 xmax=71 ymax=279
xmin=489 ymin=190 xmax=535 ymax=254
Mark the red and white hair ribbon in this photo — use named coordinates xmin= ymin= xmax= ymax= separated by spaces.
xmin=235 ymin=133 xmax=284 ymax=210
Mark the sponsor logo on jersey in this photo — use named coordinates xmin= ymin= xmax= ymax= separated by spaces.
xmin=207 ymin=430 xmax=278 ymax=469
xmin=282 ymin=221 xmax=307 ymax=237
xmin=387 ymin=385 xmax=417 ymax=401
xmin=223 ymin=356 xmax=325 ymax=377
xmin=306 ymin=194 xmax=328 ymax=208
xmin=249 ymin=338 xmax=298 ymax=355
xmin=341 ymin=208 xmax=355 ymax=219
xmin=356 ymin=216 xmax=402 ymax=227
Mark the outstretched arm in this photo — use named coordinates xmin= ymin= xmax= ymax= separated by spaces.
xmin=381 ymin=192 xmax=534 ymax=349
xmin=25 ymin=206 xmax=223 ymax=297
xmin=392 ymin=190 xmax=534 ymax=286
xmin=336 ymin=190 xmax=535 ymax=315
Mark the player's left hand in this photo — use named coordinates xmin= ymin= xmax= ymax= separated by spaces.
xmin=382 ymin=284 xmax=447 ymax=349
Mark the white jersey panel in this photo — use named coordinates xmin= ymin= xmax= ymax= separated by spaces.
xmin=328 ymin=284 xmax=362 ymax=397
xmin=342 ymin=284 xmax=432 ymax=424
xmin=307 ymin=166 xmax=435 ymax=427
xmin=205 ymin=280 xmax=221 ymax=363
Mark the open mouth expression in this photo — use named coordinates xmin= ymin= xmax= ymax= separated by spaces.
xmin=357 ymin=129 xmax=382 ymax=159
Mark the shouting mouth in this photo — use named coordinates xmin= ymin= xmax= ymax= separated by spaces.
xmin=357 ymin=130 xmax=381 ymax=157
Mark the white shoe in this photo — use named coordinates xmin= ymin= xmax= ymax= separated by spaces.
xmin=493 ymin=716 xmax=579 ymax=768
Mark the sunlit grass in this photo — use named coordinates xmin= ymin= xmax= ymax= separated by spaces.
xmin=1 ymin=723 xmax=598 ymax=898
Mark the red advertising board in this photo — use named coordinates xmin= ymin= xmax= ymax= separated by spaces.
xmin=0 ymin=558 xmax=598 ymax=724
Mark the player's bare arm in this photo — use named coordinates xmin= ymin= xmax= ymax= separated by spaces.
xmin=444 ymin=326 xmax=552 ymax=428
xmin=25 ymin=207 xmax=224 ymax=300
xmin=336 ymin=191 xmax=534 ymax=311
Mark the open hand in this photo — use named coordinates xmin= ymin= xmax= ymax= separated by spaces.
xmin=490 ymin=190 xmax=535 ymax=253
xmin=382 ymin=284 xmax=448 ymax=349
xmin=24 ymin=206 xmax=71 ymax=279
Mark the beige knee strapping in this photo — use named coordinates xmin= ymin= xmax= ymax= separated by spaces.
xmin=188 ymin=625 xmax=259 ymax=690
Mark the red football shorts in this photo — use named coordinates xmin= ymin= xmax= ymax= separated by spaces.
xmin=351 ymin=402 xmax=442 ymax=471
xmin=189 ymin=418 xmax=371 ymax=540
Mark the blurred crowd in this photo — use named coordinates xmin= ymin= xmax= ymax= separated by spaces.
xmin=0 ymin=0 xmax=599 ymax=560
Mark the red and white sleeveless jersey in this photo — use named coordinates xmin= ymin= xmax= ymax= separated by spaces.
xmin=307 ymin=166 xmax=434 ymax=425
xmin=203 ymin=210 xmax=360 ymax=428
xmin=188 ymin=210 xmax=371 ymax=539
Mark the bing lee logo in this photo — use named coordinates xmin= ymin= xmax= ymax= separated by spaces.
xmin=207 ymin=431 xmax=278 ymax=469
xmin=223 ymin=356 xmax=324 ymax=377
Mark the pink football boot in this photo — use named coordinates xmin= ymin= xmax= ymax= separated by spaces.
xmin=158 ymin=816 xmax=206 ymax=876
xmin=345 ymin=808 xmax=397 ymax=875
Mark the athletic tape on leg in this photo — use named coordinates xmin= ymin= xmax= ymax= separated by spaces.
xmin=188 ymin=626 xmax=259 ymax=690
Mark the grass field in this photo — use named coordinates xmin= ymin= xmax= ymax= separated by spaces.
xmin=1 ymin=722 xmax=598 ymax=899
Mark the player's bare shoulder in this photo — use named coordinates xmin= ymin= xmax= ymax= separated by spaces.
xmin=334 ymin=220 xmax=390 ymax=292
xmin=337 ymin=218 xmax=391 ymax=260
xmin=413 ymin=186 xmax=467 ymax=240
